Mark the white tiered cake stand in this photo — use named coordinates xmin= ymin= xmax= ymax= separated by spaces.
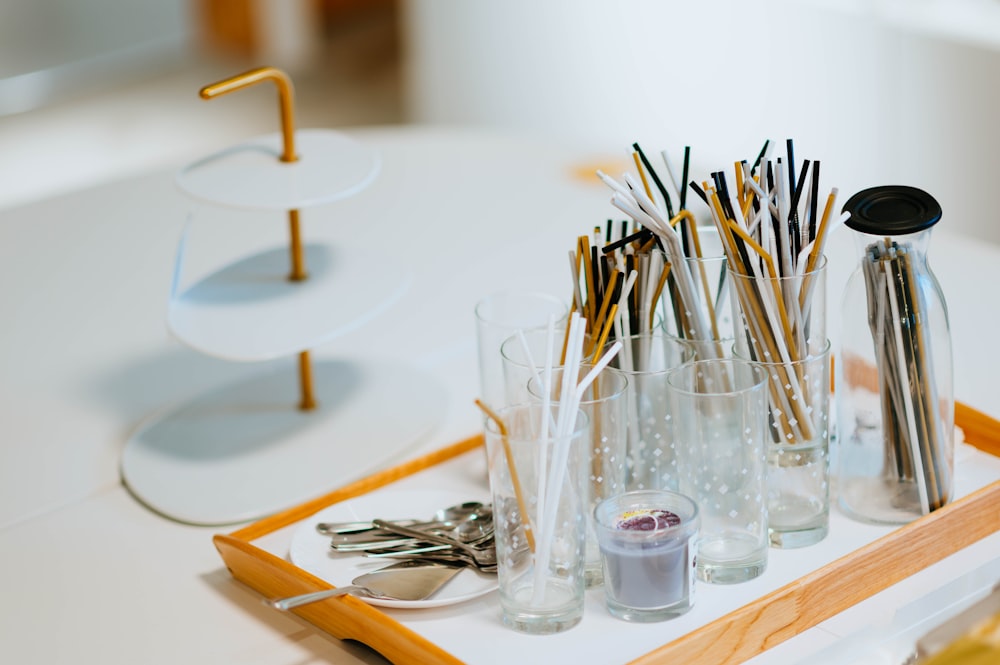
xmin=121 ymin=68 xmax=446 ymax=526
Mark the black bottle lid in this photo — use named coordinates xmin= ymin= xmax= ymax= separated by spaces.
xmin=842 ymin=185 xmax=942 ymax=235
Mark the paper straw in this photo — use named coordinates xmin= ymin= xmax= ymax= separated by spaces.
xmin=883 ymin=257 xmax=930 ymax=514
xmin=530 ymin=313 xmax=586 ymax=604
xmin=615 ymin=181 xmax=714 ymax=348
xmin=475 ymin=399 xmax=536 ymax=552
xmin=532 ymin=339 xmax=622 ymax=605
xmin=568 ymin=250 xmax=584 ymax=313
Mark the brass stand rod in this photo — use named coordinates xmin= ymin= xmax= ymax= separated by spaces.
xmin=298 ymin=351 xmax=317 ymax=411
xmin=288 ymin=209 xmax=307 ymax=281
xmin=199 ymin=66 xmax=315 ymax=410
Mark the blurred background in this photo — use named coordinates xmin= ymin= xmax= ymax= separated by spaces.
xmin=3 ymin=0 xmax=1000 ymax=242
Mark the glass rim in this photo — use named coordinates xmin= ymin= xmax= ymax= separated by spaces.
xmin=601 ymin=331 xmax=694 ymax=376
xmin=473 ymin=291 xmax=568 ymax=326
xmin=483 ymin=401 xmax=591 ymax=439
xmin=665 ymin=357 xmax=767 ymax=396
xmin=526 ymin=365 xmax=628 ymax=404
xmin=499 ymin=327 xmax=568 ymax=367
xmin=727 ymin=253 xmax=828 ymax=280
xmin=734 ymin=338 xmax=832 ymax=367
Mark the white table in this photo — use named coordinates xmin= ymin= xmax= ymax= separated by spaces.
xmin=1 ymin=125 xmax=996 ymax=664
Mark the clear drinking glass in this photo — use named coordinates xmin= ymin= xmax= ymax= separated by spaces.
xmin=528 ymin=365 xmax=628 ymax=587
xmin=724 ymin=238 xmax=829 ymax=549
xmin=667 ymin=358 xmax=769 ymax=584
xmin=745 ymin=342 xmax=832 ymax=548
xmin=474 ymin=292 xmax=568 ymax=409
xmin=484 ymin=403 xmax=589 ymax=634
xmin=607 ymin=332 xmax=693 ymax=492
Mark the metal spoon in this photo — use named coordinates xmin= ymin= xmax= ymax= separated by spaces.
xmin=265 ymin=560 xmax=464 ymax=610
xmin=315 ymin=501 xmax=487 ymax=536
xmin=371 ymin=518 xmax=498 ymax=568
xmin=366 ymin=548 xmax=498 ymax=574
xmin=331 ymin=510 xmax=494 ymax=553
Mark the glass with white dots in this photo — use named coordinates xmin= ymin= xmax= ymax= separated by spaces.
xmin=667 ymin=358 xmax=769 ymax=584
xmin=750 ymin=343 xmax=832 ymax=548
xmin=528 ymin=365 xmax=629 ymax=588
xmin=484 ymin=403 xmax=590 ymax=634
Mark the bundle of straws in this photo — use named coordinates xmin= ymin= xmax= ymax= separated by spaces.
xmin=862 ymin=238 xmax=948 ymax=512
xmin=480 ymin=314 xmax=622 ymax=605
xmin=587 ymin=143 xmax=730 ymax=366
xmin=600 ymin=139 xmax=850 ymax=445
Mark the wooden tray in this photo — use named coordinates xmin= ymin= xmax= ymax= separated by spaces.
xmin=213 ymin=402 xmax=1000 ymax=665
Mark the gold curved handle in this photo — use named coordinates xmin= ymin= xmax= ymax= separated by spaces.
xmin=200 ymin=66 xmax=298 ymax=163
xmin=198 ymin=65 xmax=307 ymax=282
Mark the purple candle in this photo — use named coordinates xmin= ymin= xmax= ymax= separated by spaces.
xmin=594 ymin=491 xmax=699 ymax=622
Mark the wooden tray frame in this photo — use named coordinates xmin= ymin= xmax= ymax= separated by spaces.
xmin=213 ymin=402 xmax=1000 ymax=665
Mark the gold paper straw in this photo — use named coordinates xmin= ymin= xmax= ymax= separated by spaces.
xmin=590 ymin=271 xmax=621 ymax=354
xmin=560 ymin=299 xmax=577 ymax=366
xmin=632 ymin=151 xmax=656 ymax=203
xmin=591 ymin=303 xmax=619 ymax=364
xmin=579 ymin=235 xmax=598 ymax=329
xmin=475 ymin=399 xmax=536 ymax=552
xmin=649 ymin=262 xmax=672 ymax=332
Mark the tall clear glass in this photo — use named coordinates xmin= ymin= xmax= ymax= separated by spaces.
xmin=484 ymin=403 xmax=589 ymax=633
xmin=528 ymin=366 xmax=628 ymax=587
xmin=667 ymin=358 xmax=769 ymax=584
xmin=746 ymin=343 xmax=832 ymax=548
xmin=606 ymin=332 xmax=693 ymax=492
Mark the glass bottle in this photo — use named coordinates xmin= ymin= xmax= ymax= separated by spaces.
xmin=836 ymin=185 xmax=953 ymax=525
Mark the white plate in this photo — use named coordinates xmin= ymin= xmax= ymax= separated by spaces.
xmin=289 ymin=489 xmax=497 ymax=609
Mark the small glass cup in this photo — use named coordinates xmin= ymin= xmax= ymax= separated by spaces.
xmin=607 ymin=332 xmax=694 ymax=492
xmin=594 ymin=490 xmax=699 ymax=622
xmin=667 ymin=358 xmax=769 ymax=584
xmin=484 ymin=403 xmax=589 ymax=634
xmin=528 ymin=365 xmax=629 ymax=587
xmin=742 ymin=342 xmax=832 ymax=548
xmin=474 ymin=292 xmax=567 ymax=409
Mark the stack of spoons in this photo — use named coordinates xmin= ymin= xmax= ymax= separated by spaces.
xmin=266 ymin=501 xmax=498 ymax=610
xmin=319 ymin=500 xmax=498 ymax=572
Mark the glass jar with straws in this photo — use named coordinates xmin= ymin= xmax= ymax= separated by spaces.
xmin=836 ymin=185 xmax=954 ymax=525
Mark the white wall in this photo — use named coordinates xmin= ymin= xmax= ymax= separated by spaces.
xmin=401 ymin=0 xmax=1000 ymax=243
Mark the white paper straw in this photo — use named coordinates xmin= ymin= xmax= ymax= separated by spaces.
xmin=613 ymin=179 xmax=714 ymax=349
xmin=596 ymin=169 xmax=631 ymax=197
xmin=883 ymin=256 xmax=931 ymax=514
xmin=532 ymin=339 xmax=622 ymax=605
xmin=530 ymin=313 xmax=586 ymax=604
